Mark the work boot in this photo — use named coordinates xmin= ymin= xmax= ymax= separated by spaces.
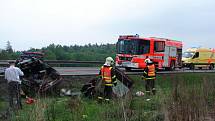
xmin=145 ymin=91 xmax=151 ymax=101
xmin=104 ymin=98 xmax=110 ymax=103
xmin=152 ymin=88 xmax=156 ymax=95
xmin=97 ymin=97 xmax=103 ymax=104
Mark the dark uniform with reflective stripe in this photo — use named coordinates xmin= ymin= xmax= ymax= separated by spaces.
xmin=143 ymin=63 xmax=156 ymax=95
xmin=99 ymin=65 xmax=116 ymax=101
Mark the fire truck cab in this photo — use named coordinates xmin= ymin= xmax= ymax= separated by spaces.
xmin=115 ymin=35 xmax=183 ymax=71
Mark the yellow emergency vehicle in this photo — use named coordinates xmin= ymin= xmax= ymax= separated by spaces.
xmin=182 ymin=48 xmax=215 ymax=70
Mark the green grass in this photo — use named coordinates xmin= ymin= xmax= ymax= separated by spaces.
xmin=11 ymin=73 xmax=215 ymax=121
xmin=0 ymin=100 xmax=7 ymax=112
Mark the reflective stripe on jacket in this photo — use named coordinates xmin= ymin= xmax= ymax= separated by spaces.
xmin=143 ymin=64 xmax=156 ymax=80
xmin=147 ymin=64 xmax=155 ymax=77
xmin=101 ymin=66 xmax=113 ymax=85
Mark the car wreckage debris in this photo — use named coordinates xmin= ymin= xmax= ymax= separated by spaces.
xmin=16 ymin=52 xmax=62 ymax=96
xmin=81 ymin=67 xmax=134 ymax=98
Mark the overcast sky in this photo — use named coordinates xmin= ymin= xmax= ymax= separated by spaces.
xmin=0 ymin=0 xmax=214 ymax=51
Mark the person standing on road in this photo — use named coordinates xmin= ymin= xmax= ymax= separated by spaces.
xmin=5 ymin=60 xmax=24 ymax=109
xmin=142 ymin=60 xmax=156 ymax=95
xmin=98 ymin=57 xmax=117 ymax=102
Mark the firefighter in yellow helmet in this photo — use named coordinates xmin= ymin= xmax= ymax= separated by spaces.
xmin=142 ymin=60 xmax=156 ymax=95
xmin=98 ymin=57 xmax=117 ymax=102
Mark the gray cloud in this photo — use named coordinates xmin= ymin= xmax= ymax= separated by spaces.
xmin=0 ymin=0 xmax=214 ymax=50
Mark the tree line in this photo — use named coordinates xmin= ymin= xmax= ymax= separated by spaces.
xmin=0 ymin=42 xmax=116 ymax=61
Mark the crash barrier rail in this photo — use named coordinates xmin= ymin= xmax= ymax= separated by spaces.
xmin=0 ymin=60 xmax=104 ymax=66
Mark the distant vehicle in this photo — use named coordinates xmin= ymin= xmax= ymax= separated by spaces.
xmin=182 ymin=48 xmax=215 ymax=70
xmin=115 ymin=35 xmax=183 ymax=71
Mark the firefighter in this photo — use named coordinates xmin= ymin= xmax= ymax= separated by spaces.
xmin=144 ymin=56 xmax=151 ymax=64
xmin=142 ymin=60 xmax=156 ymax=95
xmin=98 ymin=57 xmax=117 ymax=102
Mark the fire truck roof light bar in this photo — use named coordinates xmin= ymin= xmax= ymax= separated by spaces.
xmin=149 ymin=37 xmax=181 ymax=42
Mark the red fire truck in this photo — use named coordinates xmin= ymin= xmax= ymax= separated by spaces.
xmin=115 ymin=35 xmax=183 ymax=71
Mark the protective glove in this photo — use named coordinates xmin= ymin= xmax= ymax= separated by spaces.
xmin=141 ymin=76 xmax=145 ymax=80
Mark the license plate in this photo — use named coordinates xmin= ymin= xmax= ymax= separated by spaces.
xmin=122 ymin=61 xmax=131 ymax=66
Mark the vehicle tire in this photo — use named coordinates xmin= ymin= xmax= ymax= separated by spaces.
xmin=165 ymin=67 xmax=170 ymax=71
xmin=125 ymin=67 xmax=132 ymax=72
xmin=209 ymin=64 xmax=214 ymax=70
xmin=189 ymin=64 xmax=194 ymax=70
xmin=164 ymin=61 xmax=175 ymax=71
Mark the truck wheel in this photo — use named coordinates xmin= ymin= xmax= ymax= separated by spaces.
xmin=209 ymin=64 xmax=214 ymax=70
xmin=165 ymin=61 xmax=175 ymax=71
xmin=189 ymin=64 xmax=194 ymax=70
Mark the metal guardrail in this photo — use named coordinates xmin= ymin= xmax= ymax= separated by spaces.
xmin=0 ymin=60 xmax=104 ymax=65
xmin=45 ymin=60 xmax=104 ymax=64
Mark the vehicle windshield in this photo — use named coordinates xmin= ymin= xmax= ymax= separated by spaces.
xmin=116 ymin=39 xmax=150 ymax=55
xmin=183 ymin=52 xmax=195 ymax=58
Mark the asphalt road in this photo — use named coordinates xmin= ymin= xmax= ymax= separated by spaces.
xmin=54 ymin=67 xmax=215 ymax=76
xmin=54 ymin=67 xmax=100 ymax=76
xmin=1 ymin=67 xmax=215 ymax=76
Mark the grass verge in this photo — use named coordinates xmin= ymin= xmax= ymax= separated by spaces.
xmin=11 ymin=73 xmax=215 ymax=121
